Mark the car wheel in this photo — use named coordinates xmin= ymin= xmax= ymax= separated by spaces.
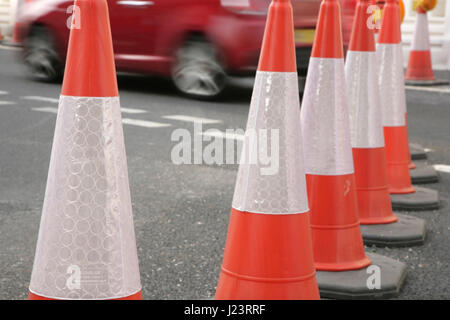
xmin=171 ymin=39 xmax=227 ymax=100
xmin=23 ymin=26 xmax=63 ymax=82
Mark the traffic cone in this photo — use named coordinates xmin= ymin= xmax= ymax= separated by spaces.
xmin=28 ymin=0 xmax=142 ymax=300
xmin=377 ymin=0 xmax=439 ymax=211
xmin=301 ymin=0 xmax=406 ymax=299
xmin=215 ymin=0 xmax=319 ymax=300
xmin=346 ymin=0 xmax=426 ymax=247
xmin=404 ymin=6 xmax=441 ymax=183
xmin=346 ymin=0 xmax=397 ymax=225
xmin=405 ymin=7 xmax=448 ymax=85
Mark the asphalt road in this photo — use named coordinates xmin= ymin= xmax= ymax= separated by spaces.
xmin=0 ymin=44 xmax=449 ymax=300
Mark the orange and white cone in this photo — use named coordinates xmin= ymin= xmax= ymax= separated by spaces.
xmin=377 ymin=0 xmax=414 ymax=194
xmin=346 ymin=0 xmax=427 ymax=248
xmin=345 ymin=0 xmax=397 ymax=225
xmin=377 ymin=0 xmax=439 ymax=211
xmin=28 ymin=0 xmax=142 ymax=300
xmin=215 ymin=0 xmax=319 ymax=300
xmin=300 ymin=0 xmax=371 ymax=271
xmin=405 ymin=7 xmax=437 ymax=83
xmin=301 ymin=0 xmax=407 ymax=299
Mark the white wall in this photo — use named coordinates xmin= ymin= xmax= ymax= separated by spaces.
xmin=0 ymin=0 xmax=19 ymax=37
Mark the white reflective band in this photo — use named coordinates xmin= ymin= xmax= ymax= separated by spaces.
xmin=345 ymin=51 xmax=385 ymax=148
xmin=376 ymin=44 xmax=407 ymax=127
xmin=232 ymin=71 xmax=309 ymax=215
xmin=300 ymin=58 xmax=355 ymax=175
xmin=29 ymin=95 xmax=141 ymax=300
xmin=411 ymin=13 xmax=430 ymax=51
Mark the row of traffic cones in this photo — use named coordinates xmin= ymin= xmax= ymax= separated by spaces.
xmin=27 ymin=0 xmax=440 ymax=300
xmin=216 ymin=0 xmax=440 ymax=299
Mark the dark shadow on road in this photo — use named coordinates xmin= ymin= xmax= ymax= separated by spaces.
xmin=116 ymin=72 xmax=254 ymax=104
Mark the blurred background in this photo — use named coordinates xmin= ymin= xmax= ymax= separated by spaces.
xmin=0 ymin=0 xmax=449 ymax=99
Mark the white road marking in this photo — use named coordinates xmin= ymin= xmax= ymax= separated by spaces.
xmin=433 ymin=164 xmax=450 ymax=173
xmin=424 ymin=148 xmax=434 ymax=153
xmin=23 ymin=96 xmax=59 ymax=103
xmin=0 ymin=44 xmax=22 ymax=51
xmin=120 ymin=107 xmax=147 ymax=114
xmin=0 ymin=101 xmax=16 ymax=105
xmin=163 ymin=115 xmax=222 ymax=124
xmin=30 ymin=103 xmax=146 ymax=115
xmin=122 ymin=118 xmax=171 ymax=128
xmin=0 ymin=91 xmax=9 ymax=95
xmin=405 ymin=85 xmax=450 ymax=94
xmin=32 ymin=109 xmax=171 ymax=129
xmin=200 ymin=131 xmax=244 ymax=141
xmin=32 ymin=107 xmax=58 ymax=114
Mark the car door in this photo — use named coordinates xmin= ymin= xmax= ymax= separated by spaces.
xmin=108 ymin=0 xmax=158 ymax=66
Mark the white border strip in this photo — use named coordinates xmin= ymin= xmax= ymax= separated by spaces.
xmin=163 ymin=115 xmax=222 ymax=124
xmin=405 ymin=86 xmax=450 ymax=94
xmin=433 ymin=164 xmax=450 ymax=173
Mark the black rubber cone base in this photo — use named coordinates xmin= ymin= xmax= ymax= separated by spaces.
xmin=390 ymin=186 xmax=439 ymax=211
xmin=316 ymin=253 xmax=407 ymax=299
xmin=405 ymin=79 xmax=449 ymax=86
xmin=410 ymin=143 xmax=427 ymax=160
xmin=410 ymin=162 xmax=439 ymax=184
xmin=361 ymin=213 xmax=426 ymax=247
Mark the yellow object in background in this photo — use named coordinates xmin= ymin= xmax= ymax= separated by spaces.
xmin=399 ymin=0 xmax=405 ymax=22
xmin=413 ymin=0 xmax=438 ymax=11
xmin=374 ymin=0 xmax=405 ymax=25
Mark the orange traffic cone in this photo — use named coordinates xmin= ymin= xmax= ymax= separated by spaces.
xmin=301 ymin=0 xmax=370 ymax=271
xmin=28 ymin=0 xmax=142 ymax=300
xmin=377 ymin=0 xmax=439 ymax=211
xmin=346 ymin=0 xmax=397 ymax=225
xmin=377 ymin=0 xmax=413 ymax=194
xmin=405 ymin=7 xmax=436 ymax=83
xmin=346 ymin=0 xmax=426 ymax=248
xmin=301 ymin=0 xmax=406 ymax=299
xmin=215 ymin=0 xmax=319 ymax=300
xmin=405 ymin=6 xmax=434 ymax=168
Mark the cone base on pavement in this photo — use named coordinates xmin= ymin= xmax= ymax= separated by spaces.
xmin=405 ymin=79 xmax=449 ymax=86
xmin=28 ymin=290 xmax=143 ymax=300
xmin=306 ymin=175 xmax=371 ymax=272
xmin=390 ymin=186 xmax=439 ymax=211
xmin=384 ymin=126 xmax=415 ymax=194
xmin=316 ymin=253 xmax=406 ymax=299
xmin=361 ymin=213 xmax=426 ymax=247
xmin=410 ymin=160 xmax=439 ymax=184
xmin=410 ymin=143 xmax=427 ymax=160
xmin=215 ymin=209 xmax=320 ymax=300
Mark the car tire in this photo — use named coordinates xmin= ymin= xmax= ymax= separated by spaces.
xmin=171 ymin=38 xmax=227 ymax=100
xmin=23 ymin=26 xmax=63 ymax=82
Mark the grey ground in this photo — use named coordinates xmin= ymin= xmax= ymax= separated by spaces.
xmin=0 ymin=45 xmax=449 ymax=300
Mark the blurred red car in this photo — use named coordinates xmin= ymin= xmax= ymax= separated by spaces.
xmin=17 ymin=0 xmax=355 ymax=99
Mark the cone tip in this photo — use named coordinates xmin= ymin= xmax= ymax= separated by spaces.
xmin=310 ymin=0 xmax=344 ymax=58
xmin=257 ymin=0 xmax=297 ymax=72
xmin=61 ymin=0 xmax=118 ymax=97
